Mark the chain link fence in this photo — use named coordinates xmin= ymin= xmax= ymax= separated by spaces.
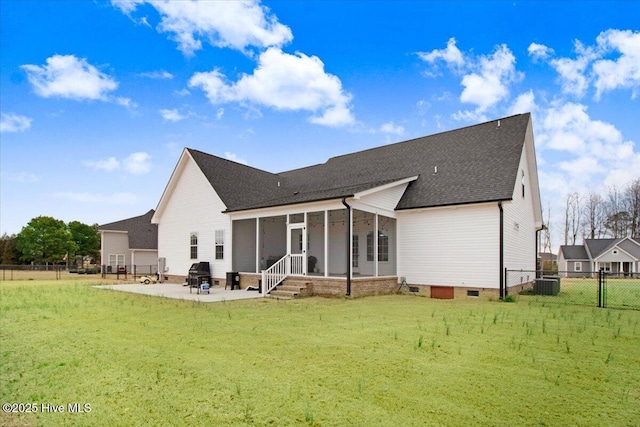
xmin=506 ymin=270 xmax=640 ymax=310
xmin=100 ymin=265 xmax=158 ymax=281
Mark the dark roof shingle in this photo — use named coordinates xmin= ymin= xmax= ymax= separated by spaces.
xmin=190 ymin=113 xmax=531 ymax=212
xmin=99 ymin=210 xmax=158 ymax=250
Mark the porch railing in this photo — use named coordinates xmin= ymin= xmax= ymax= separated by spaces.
xmin=261 ymin=253 xmax=305 ymax=296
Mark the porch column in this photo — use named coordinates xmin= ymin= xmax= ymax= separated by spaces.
xmin=374 ymin=213 xmax=379 ymax=277
xmin=255 ymin=217 xmax=260 ymax=274
xmin=324 ymin=210 xmax=329 ymax=277
xmin=304 ymin=212 xmax=308 ymax=276
xmin=349 ymin=207 xmax=353 ymax=280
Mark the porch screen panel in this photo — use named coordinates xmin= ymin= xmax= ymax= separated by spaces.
xmin=307 ymin=211 xmax=325 ymax=274
xmin=378 ymin=215 xmax=397 ymax=276
xmin=328 ymin=209 xmax=347 ymax=276
xmin=353 ymin=210 xmax=374 ymax=276
xmin=232 ymin=219 xmax=257 ymax=273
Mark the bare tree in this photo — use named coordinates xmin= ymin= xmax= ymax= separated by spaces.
xmin=543 ymin=203 xmax=552 ymax=254
xmin=624 ymin=178 xmax=640 ymax=238
xmin=564 ymin=192 xmax=581 ymax=245
xmin=582 ymin=192 xmax=605 ymax=239
xmin=605 ymin=185 xmax=630 ymax=238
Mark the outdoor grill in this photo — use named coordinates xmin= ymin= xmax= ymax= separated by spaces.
xmin=187 ymin=262 xmax=211 ymax=294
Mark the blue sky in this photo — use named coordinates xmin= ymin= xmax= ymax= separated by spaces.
xmin=1 ymin=0 xmax=639 ymax=251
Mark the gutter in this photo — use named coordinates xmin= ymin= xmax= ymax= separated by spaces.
xmin=342 ymin=197 xmax=352 ymax=296
xmin=499 ymin=201 xmax=504 ymax=299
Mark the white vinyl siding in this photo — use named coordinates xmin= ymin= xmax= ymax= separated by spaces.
xmin=397 ymin=203 xmax=499 ymax=288
xmin=357 ymin=183 xmax=409 ymax=211
xmin=155 ymin=154 xmax=232 ymax=278
xmin=503 ymin=138 xmax=538 ymax=273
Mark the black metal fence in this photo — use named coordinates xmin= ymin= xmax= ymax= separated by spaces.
xmin=505 ymin=269 xmax=640 ymax=310
xmin=100 ymin=265 xmax=158 ymax=281
xmin=0 ymin=264 xmax=94 ymax=280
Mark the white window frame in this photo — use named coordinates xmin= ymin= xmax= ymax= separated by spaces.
xmin=190 ymin=232 xmax=198 ymax=260
xmin=574 ymin=261 xmax=582 ymax=272
xmin=602 ymin=262 xmax=611 ymax=272
xmin=215 ymin=230 xmax=224 ymax=260
xmin=109 ymin=254 xmax=125 ymax=266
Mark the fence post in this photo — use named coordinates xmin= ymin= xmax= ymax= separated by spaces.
xmin=504 ymin=268 xmax=508 ymax=298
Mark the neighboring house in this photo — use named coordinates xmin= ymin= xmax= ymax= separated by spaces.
xmin=151 ymin=112 xmax=542 ymax=298
xmin=559 ymin=238 xmax=640 ymax=276
xmin=99 ymin=210 xmax=158 ymax=275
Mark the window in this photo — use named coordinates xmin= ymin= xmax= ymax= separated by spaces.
xmin=215 ymin=230 xmax=224 ymax=260
xmin=574 ymin=262 xmax=582 ymax=272
xmin=602 ymin=262 xmax=611 ymax=272
xmin=367 ymin=231 xmax=389 ymax=262
xmin=521 ymin=170 xmax=526 ymax=198
xmin=190 ymin=232 xmax=198 ymax=259
xmin=108 ymin=254 xmax=124 ymax=267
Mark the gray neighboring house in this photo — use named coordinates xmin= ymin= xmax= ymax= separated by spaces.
xmin=559 ymin=238 xmax=640 ymax=276
xmin=99 ymin=210 xmax=158 ymax=274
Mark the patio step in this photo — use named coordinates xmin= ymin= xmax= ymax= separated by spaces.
xmin=268 ymin=281 xmax=310 ymax=299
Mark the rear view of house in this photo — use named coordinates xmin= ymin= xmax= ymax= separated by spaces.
xmin=150 ymin=113 xmax=542 ymax=298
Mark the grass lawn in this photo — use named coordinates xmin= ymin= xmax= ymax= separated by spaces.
xmin=1 ymin=281 xmax=639 ymax=426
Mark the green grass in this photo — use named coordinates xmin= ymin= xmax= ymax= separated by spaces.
xmin=2 ymin=281 xmax=640 ymax=426
xmin=520 ymin=277 xmax=640 ymax=309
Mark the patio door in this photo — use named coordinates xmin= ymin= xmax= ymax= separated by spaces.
xmin=287 ymin=223 xmax=306 ymax=275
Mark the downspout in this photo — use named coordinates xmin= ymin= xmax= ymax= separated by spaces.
xmin=342 ymin=197 xmax=352 ymax=296
xmin=498 ymin=201 xmax=504 ymax=300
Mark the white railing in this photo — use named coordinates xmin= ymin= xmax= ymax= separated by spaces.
xmin=261 ymin=253 xmax=306 ymax=296
xmin=290 ymin=254 xmax=304 ymax=276
xmin=262 ymin=254 xmax=289 ymax=296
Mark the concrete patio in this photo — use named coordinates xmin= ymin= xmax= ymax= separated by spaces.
xmin=94 ymin=283 xmax=263 ymax=302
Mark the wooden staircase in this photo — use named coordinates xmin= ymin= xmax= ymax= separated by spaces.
xmin=268 ymin=279 xmax=311 ymax=300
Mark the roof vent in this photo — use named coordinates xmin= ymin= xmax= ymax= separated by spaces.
xmin=433 ymin=166 xmax=438 ymax=175
xmin=497 ymin=119 xmax=501 ymax=128
xmin=277 ymin=181 xmax=280 ymax=187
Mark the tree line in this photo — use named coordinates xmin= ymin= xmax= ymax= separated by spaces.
xmin=550 ymin=178 xmax=640 ymax=248
xmin=0 ymin=216 xmax=100 ymax=266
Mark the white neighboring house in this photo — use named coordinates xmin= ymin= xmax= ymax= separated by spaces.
xmin=150 ymin=113 xmax=542 ymax=299
xmin=99 ymin=210 xmax=158 ymax=276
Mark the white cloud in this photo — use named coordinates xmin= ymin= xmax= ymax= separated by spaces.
xmin=83 ymin=157 xmax=121 ymax=172
xmin=83 ymin=152 xmax=151 ymax=174
xmin=379 ymin=121 xmax=405 ymax=135
xmin=1 ymin=172 xmax=38 ymax=183
xmin=124 ymin=152 xmax=152 ymax=174
xmin=115 ymin=97 xmax=138 ymax=109
xmin=417 ymin=37 xmax=465 ymax=73
xmin=548 ymin=41 xmax=597 ymax=98
xmin=224 ymin=151 xmax=248 ymax=165
xmin=0 ymin=113 xmax=32 ymax=133
xmin=21 ymin=54 xmax=118 ymax=101
xmin=508 ymin=90 xmax=537 ymax=116
xmin=189 ymin=48 xmax=354 ymax=127
xmin=51 ymin=191 xmax=137 ymax=204
xmin=137 ymin=70 xmax=174 ymax=79
xmin=216 ymin=108 xmax=224 ymax=120
xmin=113 ymin=0 xmax=293 ymax=56
xmin=527 ymin=42 xmax=554 ymax=61
xmin=159 ymin=108 xmax=186 ymax=122
xmin=459 ymin=44 xmax=522 ymax=113
xmin=592 ymin=29 xmax=640 ymax=99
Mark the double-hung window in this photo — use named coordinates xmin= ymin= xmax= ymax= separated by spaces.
xmin=215 ymin=230 xmax=224 ymax=260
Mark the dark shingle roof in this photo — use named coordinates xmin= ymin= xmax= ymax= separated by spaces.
xmin=560 ymin=245 xmax=589 ymax=260
xmin=99 ymin=210 xmax=158 ymax=250
xmin=585 ymin=238 xmax=640 ymax=258
xmin=190 ymin=113 xmax=531 ymax=212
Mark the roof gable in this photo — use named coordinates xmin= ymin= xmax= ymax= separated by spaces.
xmin=99 ymin=210 xmax=158 ymax=250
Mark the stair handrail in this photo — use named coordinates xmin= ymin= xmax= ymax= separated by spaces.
xmin=261 ymin=254 xmax=290 ymax=296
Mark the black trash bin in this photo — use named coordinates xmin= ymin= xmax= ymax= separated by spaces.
xmin=226 ymin=272 xmax=240 ymax=290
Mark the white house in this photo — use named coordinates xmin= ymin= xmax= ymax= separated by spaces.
xmin=151 ymin=113 xmax=542 ymax=299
